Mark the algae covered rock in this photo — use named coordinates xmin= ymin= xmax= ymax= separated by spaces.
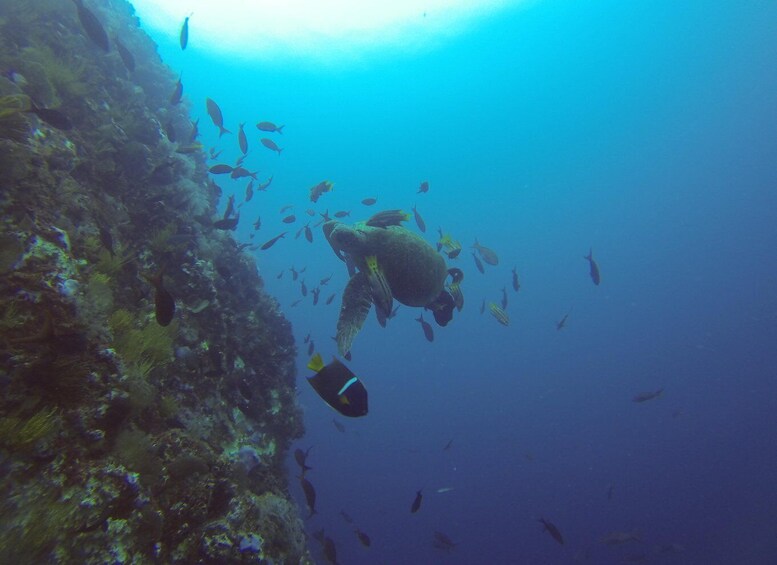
xmin=0 ymin=1 xmax=308 ymax=563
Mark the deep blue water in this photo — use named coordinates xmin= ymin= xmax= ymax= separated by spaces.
xmin=139 ymin=1 xmax=777 ymax=562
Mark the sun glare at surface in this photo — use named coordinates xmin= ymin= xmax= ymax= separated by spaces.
xmin=131 ymin=0 xmax=521 ymax=64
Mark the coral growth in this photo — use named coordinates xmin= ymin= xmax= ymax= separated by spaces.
xmin=0 ymin=0 xmax=307 ymax=562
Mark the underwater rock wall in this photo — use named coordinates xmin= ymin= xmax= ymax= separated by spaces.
xmin=0 ymin=1 xmax=310 ymax=562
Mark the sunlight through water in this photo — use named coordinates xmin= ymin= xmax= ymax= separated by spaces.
xmin=131 ymin=0 xmax=522 ymax=64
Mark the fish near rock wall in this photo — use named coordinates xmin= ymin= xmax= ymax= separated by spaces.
xmin=0 ymin=1 xmax=310 ymax=563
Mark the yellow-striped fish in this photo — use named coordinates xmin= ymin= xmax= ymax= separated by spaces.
xmin=488 ymin=302 xmax=509 ymax=326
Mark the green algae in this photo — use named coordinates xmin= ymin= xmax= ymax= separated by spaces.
xmin=109 ymin=308 xmax=176 ymax=368
xmin=19 ymin=45 xmax=87 ymax=105
xmin=0 ymin=95 xmax=29 ymax=142
xmin=0 ymin=405 xmax=58 ymax=451
xmin=0 ymin=494 xmax=75 ymax=563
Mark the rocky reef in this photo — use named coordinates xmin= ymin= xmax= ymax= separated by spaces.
xmin=0 ymin=1 xmax=310 ymax=562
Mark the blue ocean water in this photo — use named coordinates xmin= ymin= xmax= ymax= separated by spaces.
xmin=141 ymin=1 xmax=777 ymax=562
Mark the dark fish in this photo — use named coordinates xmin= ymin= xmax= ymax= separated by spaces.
xmin=584 ymin=248 xmax=601 ymax=285
xmin=115 ymin=38 xmax=135 ymax=71
xmin=361 ymin=197 xmax=377 ymax=206
xmin=388 ymin=305 xmax=400 ymax=319
xmin=26 ymin=102 xmax=73 ymax=130
xmin=489 ymin=302 xmax=509 ymax=326
xmin=500 ymin=286 xmax=508 ymax=310
xmin=179 ymin=14 xmax=190 ymax=50
xmin=307 ymin=353 xmax=368 ymax=417
xmin=206 ymin=97 xmax=231 ymax=137
xmin=276 ymin=270 xmax=283 ymax=279
xmin=311 ymin=287 xmax=321 ymax=305
xmin=323 ymin=537 xmax=338 ymax=565
xmin=418 ymin=180 xmax=429 ymax=193
xmin=606 ymin=484 xmax=614 ymax=500
xmin=230 ymin=167 xmax=257 ymax=180
xmin=72 ymin=0 xmax=109 ymax=52
xmin=632 ymin=388 xmax=663 ymax=403
xmin=304 ymin=333 xmax=311 ymax=344
xmin=257 ymin=175 xmax=273 ymax=191
xmin=310 ymin=180 xmax=334 ymax=203
xmin=290 ymin=266 xmax=299 ymax=281
xmin=320 ymin=274 xmax=332 ymax=286
xmin=443 ymin=439 xmax=453 ymax=451
xmin=295 ymin=224 xmax=306 ymax=240
xmin=355 ymin=529 xmax=371 ymax=547
xmin=410 ymin=489 xmax=423 ymax=513
xmin=223 ymin=194 xmax=235 ymax=219
xmin=340 ymin=510 xmax=354 ymax=523
xmin=366 ymin=209 xmax=410 ymax=228
xmin=433 ymin=531 xmax=456 ymax=550
xmin=260 ymin=232 xmax=286 ymax=250
xmin=306 ymin=209 xmax=316 ymax=216
xmin=472 ymin=252 xmax=484 ymax=274
xmin=300 ymin=476 xmax=317 ymax=517
xmin=238 ymin=122 xmax=248 ymax=154
xmin=326 ymin=293 xmax=336 ymax=305
xmin=556 ymin=311 xmax=570 ymax=330
xmin=511 ymin=267 xmax=521 ymax=292
xmin=319 ymin=210 xmax=331 ymax=223
xmin=209 ymin=147 xmax=222 ymax=159
xmin=282 ymin=214 xmax=296 ymax=224
xmin=213 ymin=214 xmax=239 ymax=231
xmin=334 ymin=210 xmax=350 ymax=218
xmin=170 ymin=77 xmax=183 ymax=105
xmin=480 ymin=299 xmax=485 ymax=314
xmin=294 ymin=446 xmax=313 ymax=474
xmin=412 ymin=204 xmax=426 ymax=232
xmin=416 ymin=314 xmax=434 ymax=342
xmin=257 ymin=121 xmax=284 ymax=134
xmin=304 ymin=223 xmax=313 ymax=243
xmin=147 ymin=270 xmax=175 ymax=326
xmin=234 ymin=154 xmax=246 ymax=167
xmin=291 ymin=298 xmax=303 ymax=307
xmin=539 ymin=518 xmax=564 ymax=545
xmin=260 ymin=137 xmax=283 ymax=155
xmin=332 ymin=418 xmax=345 ymax=432
xmin=245 ymin=180 xmax=254 ymax=202
xmin=473 ymin=239 xmax=499 ymax=265
xmin=208 ymin=163 xmax=233 ymax=174
xmin=307 ymin=339 xmax=315 ymax=356
xmin=301 ymin=280 xmax=308 ymax=296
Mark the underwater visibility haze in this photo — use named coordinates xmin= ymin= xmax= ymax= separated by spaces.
xmin=1 ymin=0 xmax=776 ymax=563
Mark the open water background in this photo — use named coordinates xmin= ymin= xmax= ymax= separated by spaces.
xmin=138 ymin=1 xmax=777 ymax=562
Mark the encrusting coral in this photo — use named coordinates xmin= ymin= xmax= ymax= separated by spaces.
xmin=0 ymin=1 xmax=308 ymax=562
